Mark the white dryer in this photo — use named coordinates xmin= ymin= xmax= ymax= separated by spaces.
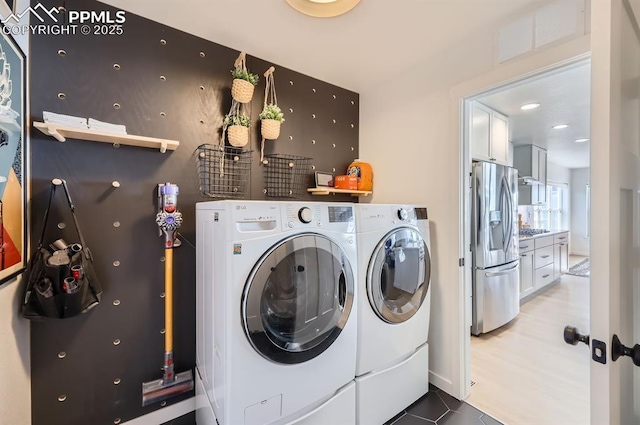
xmin=195 ymin=200 xmax=358 ymax=425
xmin=354 ymin=204 xmax=432 ymax=425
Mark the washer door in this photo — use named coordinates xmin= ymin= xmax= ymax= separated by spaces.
xmin=367 ymin=227 xmax=431 ymax=323
xmin=242 ymin=233 xmax=355 ymax=364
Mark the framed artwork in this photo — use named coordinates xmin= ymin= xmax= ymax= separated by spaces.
xmin=0 ymin=23 xmax=26 ymax=285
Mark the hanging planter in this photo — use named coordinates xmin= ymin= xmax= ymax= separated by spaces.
xmin=224 ymin=111 xmax=251 ymax=147
xmin=260 ymin=104 xmax=285 ymax=140
xmin=259 ymin=67 xmax=285 ymax=161
xmin=231 ymin=52 xmax=259 ymax=104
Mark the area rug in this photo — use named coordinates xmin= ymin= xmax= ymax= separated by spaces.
xmin=566 ymin=258 xmax=590 ymax=277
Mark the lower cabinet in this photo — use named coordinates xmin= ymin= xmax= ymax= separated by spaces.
xmin=519 ymin=251 xmax=534 ymax=298
xmin=520 ymin=231 xmax=570 ymax=300
xmin=559 ymin=242 xmax=569 ymax=273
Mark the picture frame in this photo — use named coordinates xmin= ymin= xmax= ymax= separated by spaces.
xmin=0 ymin=23 xmax=26 ymax=286
xmin=314 ymin=171 xmax=334 ymax=188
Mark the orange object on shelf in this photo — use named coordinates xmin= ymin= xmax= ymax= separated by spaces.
xmin=347 ymin=159 xmax=373 ymax=191
xmin=334 ymin=175 xmax=358 ymax=190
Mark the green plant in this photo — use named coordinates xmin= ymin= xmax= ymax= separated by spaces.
xmin=259 ymin=104 xmax=285 ymax=123
xmin=231 ymin=69 xmax=259 ymax=86
xmin=224 ymin=112 xmax=251 ymax=127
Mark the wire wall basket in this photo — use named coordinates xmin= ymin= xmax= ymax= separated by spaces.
xmin=197 ymin=144 xmax=252 ymax=199
xmin=262 ymin=154 xmax=313 ymax=199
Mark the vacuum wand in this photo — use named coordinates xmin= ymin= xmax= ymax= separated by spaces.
xmin=142 ymin=183 xmax=193 ymax=406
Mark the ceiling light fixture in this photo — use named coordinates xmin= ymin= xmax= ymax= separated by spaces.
xmin=575 ymin=138 xmax=589 ymax=143
xmin=552 ymin=124 xmax=569 ymax=130
xmin=520 ymin=102 xmax=541 ymax=110
xmin=286 ymin=0 xmax=360 ymax=18
xmin=286 ymin=0 xmax=360 ymax=17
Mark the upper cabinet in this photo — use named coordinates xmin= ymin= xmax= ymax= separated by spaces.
xmin=471 ymin=102 xmax=509 ymax=166
xmin=514 ymin=145 xmax=547 ymax=205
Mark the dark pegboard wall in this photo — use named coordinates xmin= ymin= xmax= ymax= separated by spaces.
xmin=28 ymin=0 xmax=359 ymax=424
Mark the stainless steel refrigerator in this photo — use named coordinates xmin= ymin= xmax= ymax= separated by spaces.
xmin=471 ymin=161 xmax=520 ymax=335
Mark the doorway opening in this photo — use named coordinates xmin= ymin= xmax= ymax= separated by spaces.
xmin=462 ymin=60 xmax=591 ymax=424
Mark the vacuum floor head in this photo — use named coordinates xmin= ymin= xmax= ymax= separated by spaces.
xmin=142 ymin=370 xmax=194 ymax=406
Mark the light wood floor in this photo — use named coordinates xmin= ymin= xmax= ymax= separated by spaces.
xmin=467 ymin=272 xmax=590 ymax=425
xmin=569 ymin=255 xmax=589 ymax=268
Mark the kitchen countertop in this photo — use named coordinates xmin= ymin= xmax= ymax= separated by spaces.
xmin=519 ymin=229 xmax=569 ymax=239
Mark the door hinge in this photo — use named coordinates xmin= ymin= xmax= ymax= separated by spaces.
xmin=459 ymin=258 xmax=465 ymax=267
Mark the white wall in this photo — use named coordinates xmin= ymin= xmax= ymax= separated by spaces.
xmin=0 ymin=1 xmax=31 ymax=424
xmin=547 ymin=160 xmax=571 ymax=184
xmin=570 ymin=167 xmax=590 ymax=255
xmin=360 ymin=22 xmax=590 ymax=397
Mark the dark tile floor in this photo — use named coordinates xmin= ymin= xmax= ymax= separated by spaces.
xmin=384 ymin=385 xmax=503 ymax=425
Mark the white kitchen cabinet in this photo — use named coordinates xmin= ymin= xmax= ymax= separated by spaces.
xmin=514 ymin=145 xmax=547 ymax=205
xmin=522 ymin=231 xmax=570 ymax=301
xmin=558 ymin=241 xmax=569 ymax=273
xmin=471 ymin=102 xmax=509 ymax=166
xmin=519 ymin=250 xmax=534 ymax=299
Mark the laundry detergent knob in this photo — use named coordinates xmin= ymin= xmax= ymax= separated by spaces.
xmin=397 ymin=208 xmax=408 ymax=221
xmin=298 ymin=207 xmax=313 ymax=224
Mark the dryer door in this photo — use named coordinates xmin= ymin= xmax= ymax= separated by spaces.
xmin=242 ymin=233 xmax=355 ymax=364
xmin=368 ymin=227 xmax=431 ymax=323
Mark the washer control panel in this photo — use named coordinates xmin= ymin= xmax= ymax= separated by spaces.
xmin=282 ymin=203 xmax=354 ymax=233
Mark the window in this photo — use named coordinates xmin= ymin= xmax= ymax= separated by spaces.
xmin=533 ymin=183 xmax=568 ymax=230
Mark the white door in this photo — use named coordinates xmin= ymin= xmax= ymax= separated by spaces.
xmin=588 ymin=1 xmax=640 ymax=423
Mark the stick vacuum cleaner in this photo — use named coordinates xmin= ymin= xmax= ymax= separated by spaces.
xmin=142 ymin=183 xmax=194 ymax=406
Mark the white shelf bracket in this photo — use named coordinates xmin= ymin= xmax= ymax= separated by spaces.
xmin=159 ymin=141 xmax=168 ymax=153
xmin=48 ymin=128 xmax=66 ymax=142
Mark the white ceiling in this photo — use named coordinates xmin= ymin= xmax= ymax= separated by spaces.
xmin=479 ymin=61 xmax=591 ymax=169
xmin=99 ymin=0 xmax=543 ymax=93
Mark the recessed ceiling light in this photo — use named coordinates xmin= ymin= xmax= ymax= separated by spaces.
xmin=552 ymin=124 xmax=569 ymax=130
xmin=575 ymin=138 xmax=589 ymax=143
xmin=521 ymin=103 xmax=541 ymax=110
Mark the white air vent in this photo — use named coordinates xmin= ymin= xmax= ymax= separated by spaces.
xmin=535 ymin=0 xmax=579 ymax=49
xmin=497 ymin=0 xmax=586 ymax=64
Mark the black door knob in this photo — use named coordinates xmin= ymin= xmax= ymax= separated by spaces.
xmin=564 ymin=325 xmax=590 ymax=346
xmin=612 ymin=335 xmax=640 ymax=367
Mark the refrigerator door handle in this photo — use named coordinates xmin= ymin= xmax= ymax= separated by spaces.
xmin=484 ymin=262 xmax=519 ymax=277
xmin=501 ymin=176 xmax=513 ymax=254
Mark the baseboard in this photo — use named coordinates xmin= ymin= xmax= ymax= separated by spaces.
xmin=121 ymin=397 xmax=195 ymax=425
xmin=428 ymin=371 xmax=452 ymax=395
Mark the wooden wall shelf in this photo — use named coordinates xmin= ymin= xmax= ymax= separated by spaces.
xmin=33 ymin=121 xmax=180 ymax=153
xmin=307 ymin=187 xmax=372 ymax=197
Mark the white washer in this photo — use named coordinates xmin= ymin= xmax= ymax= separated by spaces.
xmin=354 ymin=204 xmax=432 ymax=425
xmin=195 ymin=200 xmax=358 ymax=425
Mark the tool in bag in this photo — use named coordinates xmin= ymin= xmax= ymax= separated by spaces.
xmin=142 ymin=182 xmax=194 ymax=406
xmin=22 ymin=178 xmax=102 ymax=319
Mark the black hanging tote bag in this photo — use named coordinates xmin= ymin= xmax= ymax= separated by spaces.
xmin=22 ymin=179 xmax=102 ymax=319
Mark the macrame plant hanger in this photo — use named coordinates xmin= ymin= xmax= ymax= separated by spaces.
xmin=260 ymin=66 xmax=279 ymax=163
xmin=220 ymin=52 xmax=252 ymax=175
